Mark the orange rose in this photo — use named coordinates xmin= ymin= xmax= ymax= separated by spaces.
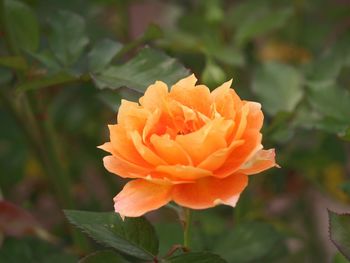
xmin=99 ymin=75 xmax=277 ymax=217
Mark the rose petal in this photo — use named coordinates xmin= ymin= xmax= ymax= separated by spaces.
xmin=214 ymin=101 xmax=265 ymax=178
xmin=98 ymin=142 xmax=115 ymax=154
xmin=244 ymin=101 xmax=264 ymax=132
xmin=144 ymin=172 xmax=194 ymax=185
xmin=108 ymin=126 xmax=146 ymax=165
xmin=150 ymin=134 xmax=192 ymax=165
xmin=210 ymin=80 xmax=243 ymax=119
xmin=172 ymin=173 xmax=248 ymax=209
xmin=176 ymin=118 xmax=233 ymax=165
xmin=142 ymin=108 xmax=164 ymax=141
xmin=139 ymin=81 xmax=168 ymax=111
xmin=114 ymin=179 xmax=172 ymax=217
xmin=155 ymin=165 xmax=212 ymax=181
xmin=170 ymin=74 xmax=211 ymax=116
xmin=108 ymin=125 xmax=151 ymax=167
xmin=238 ymin=149 xmax=278 ymax=175
xmin=130 ymin=131 xmax=167 ymax=166
xmin=117 ymin=100 xmax=149 ymax=132
xmin=103 ymin=155 xmax=150 ymax=179
xmin=173 ymin=74 xmax=197 ymax=87
xmin=231 ymin=103 xmax=249 ymax=141
xmin=214 ymin=132 xmax=263 ymax=178
xmin=210 ymin=79 xmax=235 ymax=119
xmin=198 ymin=139 xmax=245 ymax=171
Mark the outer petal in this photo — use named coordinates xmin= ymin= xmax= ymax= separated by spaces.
xmin=173 ymin=74 xmax=197 ymax=88
xmin=215 ymin=102 xmax=264 ymax=178
xmin=155 ymin=165 xmax=212 ymax=181
xmin=108 ymin=124 xmax=150 ymax=166
xmin=210 ymin=80 xmax=243 ymax=119
xmin=98 ymin=142 xmax=116 ymax=155
xmin=230 ymin=103 xmax=249 ymax=141
xmin=130 ymin=131 xmax=167 ymax=166
xmin=226 ymin=102 xmax=262 ymax=143
xmin=238 ymin=149 xmax=278 ymax=175
xmin=117 ymin=100 xmax=149 ymax=132
xmin=210 ymin=79 xmax=235 ymax=119
xmin=103 ymin=155 xmax=150 ymax=179
xmin=198 ymin=139 xmax=245 ymax=171
xmin=109 ymin=125 xmax=151 ymax=167
xmin=139 ymin=81 xmax=168 ymax=111
xmin=244 ymin=101 xmax=264 ymax=133
xmin=172 ymin=173 xmax=248 ymax=209
xmin=215 ymin=132 xmax=262 ymax=178
xmin=114 ymin=179 xmax=172 ymax=217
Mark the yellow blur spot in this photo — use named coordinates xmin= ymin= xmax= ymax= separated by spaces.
xmin=323 ymin=164 xmax=349 ymax=203
xmin=258 ymin=40 xmax=312 ymax=64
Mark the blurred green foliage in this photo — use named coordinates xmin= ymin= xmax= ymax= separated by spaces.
xmin=0 ymin=0 xmax=350 ymax=262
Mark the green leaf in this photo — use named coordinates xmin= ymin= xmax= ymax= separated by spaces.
xmin=211 ymin=46 xmax=245 ymax=67
xmin=97 ymin=90 xmax=122 ymax=111
xmin=0 ymin=237 xmax=77 ymax=263
xmin=203 ymin=0 xmax=224 ymax=24
xmin=307 ymin=85 xmax=350 ymax=135
xmin=333 ymin=252 xmax=350 ymax=263
xmin=0 ymin=56 xmax=28 ymax=70
xmin=4 ymin=0 xmax=39 ymax=52
xmin=308 ymin=85 xmax=350 ymax=123
xmin=214 ymin=222 xmax=284 ymax=263
xmin=88 ymin=39 xmax=123 ymax=72
xmin=202 ymin=59 xmax=226 ymax=89
xmin=234 ymin=7 xmax=292 ymax=46
xmin=227 ymin=0 xmax=261 ymax=27
xmin=166 ymin=252 xmax=227 ymax=263
xmin=48 ymin=11 xmax=89 ymax=66
xmin=17 ymin=72 xmax=82 ymax=91
xmin=28 ymin=50 xmax=62 ymax=71
xmin=305 ymin=51 xmax=344 ymax=87
xmin=252 ymin=62 xmax=303 ymax=115
xmin=329 ymin=210 xmax=350 ymax=260
xmin=93 ymin=47 xmax=189 ymax=92
xmin=79 ymin=250 xmax=129 ymax=263
xmin=98 ymin=87 xmax=142 ymax=111
xmin=340 ymin=182 xmax=350 ymax=197
xmin=64 ymin=210 xmax=159 ymax=261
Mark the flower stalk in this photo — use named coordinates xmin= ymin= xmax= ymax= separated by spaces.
xmin=183 ymin=207 xmax=192 ymax=249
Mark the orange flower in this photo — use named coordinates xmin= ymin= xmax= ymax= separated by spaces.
xmin=99 ymin=75 xmax=277 ymax=217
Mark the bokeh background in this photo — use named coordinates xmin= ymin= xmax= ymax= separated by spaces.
xmin=0 ymin=0 xmax=350 ymax=262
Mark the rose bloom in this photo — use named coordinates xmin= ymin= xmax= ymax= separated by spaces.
xmin=99 ymin=75 xmax=277 ymax=217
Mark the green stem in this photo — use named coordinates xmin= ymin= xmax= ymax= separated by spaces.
xmin=183 ymin=208 xmax=192 ymax=249
xmin=115 ymin=1 xmax=130 ymax=42
xmin=23 ymin=94 xmax=74 ymax=208
xmin=112 ymin=25 xmax=161 ymax=62
xmin=112 ymin=35 xmax=148 ymax=62
xmin=25 ymin=94 xmax=90 ymax=250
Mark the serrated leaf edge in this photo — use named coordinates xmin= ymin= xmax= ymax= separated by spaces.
xmin=328 ymin=209 xmax=350 ymax=260
xmin=63 ymin=210 xmax=157 ymax=261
